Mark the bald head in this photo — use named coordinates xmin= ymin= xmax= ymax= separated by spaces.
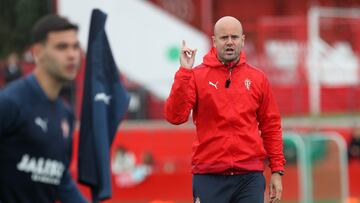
xmin=214 ymin=16 xmax=243 ymax=37
xmin=212 ymin=16 xmax=245 ymax=63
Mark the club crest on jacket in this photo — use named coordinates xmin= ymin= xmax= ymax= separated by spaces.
xmin=244 ymin=79 xmax=251 ymax=90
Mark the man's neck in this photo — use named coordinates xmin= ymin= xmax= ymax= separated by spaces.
xmin=221 ymin=59 xmax=239 ymax=69
xmin=33 ymin=67 xmax=63 ymax=101
xmin=217 ymin=54 xmax=240 ymax=68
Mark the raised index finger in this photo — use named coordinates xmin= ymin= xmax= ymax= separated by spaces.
xmin=182 ymin=40 xmax=186 ymax=49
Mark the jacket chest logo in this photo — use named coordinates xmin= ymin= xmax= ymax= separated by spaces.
xmin=244 ymin=79 xmax=251 ymax=90
xmin=208 ymin=81 xmax=219 ymax=89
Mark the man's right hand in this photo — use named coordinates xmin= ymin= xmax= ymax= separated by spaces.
xmin=180 ymin=40 xmax=197 ymax=69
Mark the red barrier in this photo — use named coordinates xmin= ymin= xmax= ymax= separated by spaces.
xmin=69 ymin=126 xmax=360 ymax=202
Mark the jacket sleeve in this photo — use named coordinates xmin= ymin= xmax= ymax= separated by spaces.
xmin=57 ymin=170 xmax=88 ymax=203
xmin=257 ymin=75 xmax=286 ymax=173
xmin=164 ymin=67 xmax=196 ymax=125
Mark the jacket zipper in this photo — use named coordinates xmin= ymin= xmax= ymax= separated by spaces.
xmin=223 ymin=62 xmax=239 ymax=172
xmin=224 ymin=61 xmax=238 ymax=88
xmin=225 ymin=68 xmax=233 ymax=88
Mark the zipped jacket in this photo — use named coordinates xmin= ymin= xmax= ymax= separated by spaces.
xmin=165 ymin=47 xmax=285 ymax=174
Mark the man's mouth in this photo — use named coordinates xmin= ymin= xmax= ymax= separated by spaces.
xmin=225 ymin=48 xmax=234 ymax=54
xmin=66 ymin=64 xmax=77 ymax=72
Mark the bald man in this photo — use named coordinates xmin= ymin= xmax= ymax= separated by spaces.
xmin=165 ymin=16 xmax=285 ymax=203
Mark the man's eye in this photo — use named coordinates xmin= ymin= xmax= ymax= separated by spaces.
xmin=73 ymin=43 xmax=80 ymax=50
xmin=56 ymin=44 xmax=67 ymax=50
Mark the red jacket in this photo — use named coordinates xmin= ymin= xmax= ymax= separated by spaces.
xmin=165 ymin=48 xmax=285 ymax=174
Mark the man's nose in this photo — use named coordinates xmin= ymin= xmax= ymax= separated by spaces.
xmin=225 ymin=37 xmax=234 ymax=44
xmin=67 ymin=48 xmax=80 ymax=60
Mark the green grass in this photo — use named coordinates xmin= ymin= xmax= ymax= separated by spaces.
xmin=282 ymin=200 xmax=340 ymax=203
xmin=109 ymin=200 xmax=341 ymax=203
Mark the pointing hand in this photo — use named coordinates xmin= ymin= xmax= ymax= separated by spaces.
xmin=180 ymin=40 xmax=197 ymax=69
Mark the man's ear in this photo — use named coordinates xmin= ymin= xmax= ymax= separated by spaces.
xmin=31 ymin=43 xmax=43 ymax=64
xmin=241 ymin=34 xmax=245 ymax=48
xmin=212 ymin=36 xmax=216 ymax=48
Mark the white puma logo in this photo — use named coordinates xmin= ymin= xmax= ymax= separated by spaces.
xmin=208 ymin=81 xmax=219 ymax=89
xmin=94 ymin=93 xmax=111 ymax=105
xmin=34 ymin=117 xmax=48 ymax=132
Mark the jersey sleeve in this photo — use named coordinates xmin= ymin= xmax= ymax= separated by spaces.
xmin=0 ymin=93 xmax=21 ymax=140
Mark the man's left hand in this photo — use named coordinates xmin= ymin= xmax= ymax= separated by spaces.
xmin=269 ymin=172 xmax=282 ymax=203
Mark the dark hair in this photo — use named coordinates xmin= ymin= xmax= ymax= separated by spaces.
xmin=31 ymin=14 xmax=78 ymax=44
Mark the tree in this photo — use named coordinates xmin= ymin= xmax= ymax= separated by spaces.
xmin=0 ymin=0 xmax=50 ymax=58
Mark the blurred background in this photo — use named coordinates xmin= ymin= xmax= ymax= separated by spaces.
xmin=1 ymin=0 xmax=360 ymax=202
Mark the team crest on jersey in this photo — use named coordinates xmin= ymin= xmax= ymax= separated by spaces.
xmin=61 ymin=119 xmax=70 ymax=138
xmin=195 ymin=196 xmax=201 ymax=203
xmin=244 ymin=78 xmax=251 ymax=90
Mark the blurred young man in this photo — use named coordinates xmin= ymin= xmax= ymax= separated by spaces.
xmin=0 ymin=15 xmax=87 ymax=203
xmin=165 ymin=16 xmax=285 ymax=203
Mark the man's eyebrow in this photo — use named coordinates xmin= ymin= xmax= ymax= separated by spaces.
xmin=55 ymin=42 xmax=68 ymax=47
xmin=54 ymin=41 xmax=80 ymax=47
xmin=219 ymin=34 xmax=240 ymax=37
